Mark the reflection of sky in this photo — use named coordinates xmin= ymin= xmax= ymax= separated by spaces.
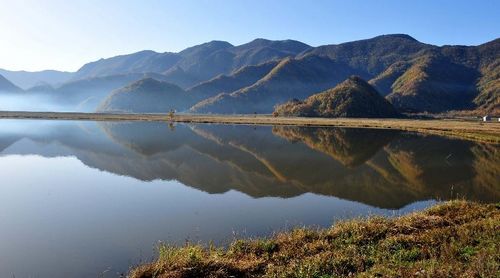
xmin=0 ymin=119 xmax=74 ymax=135
xmin=0 ymin=154 xmax=435 ymax=278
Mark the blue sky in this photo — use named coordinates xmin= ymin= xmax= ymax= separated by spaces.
xmin=0 ymin=0 xmax=498 ymax=72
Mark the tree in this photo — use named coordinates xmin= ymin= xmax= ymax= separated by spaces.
xmin=168 ymin=109 xmax=175 ymax=119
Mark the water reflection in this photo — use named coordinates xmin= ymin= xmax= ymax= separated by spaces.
xmin=0 ymin=120 xmax=498 ymax=277
xmin=273 ymin=126 xmax=397 ymax=167
xmin=0 ymin=120 xmax=498 ymax=209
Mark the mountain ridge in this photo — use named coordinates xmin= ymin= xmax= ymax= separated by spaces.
xmin=0 ymin=74 xmax=23 ymax=93
xmin=97 ymin=78 xmax=192 ymax=113
xmin=1 ymin=34 xmax=498 ymax=115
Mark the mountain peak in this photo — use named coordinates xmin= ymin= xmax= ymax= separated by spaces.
xmin=250 ymin=38 xmax=271 ymax=43
xmin=98 ymin=78 xmax=189 ymax=113
xmin=377 ymin=34 xmax=418 ymax=41
xmin=124 ymin=77 xmax=183 ymax=92
xmin=0 ymin=74 xmax=22 ymax=92
xmin=235 ymin=38 xmax=311 ymax=52
xmin=179 ymin=40 xmax=233 ymax=56
xmin=347 ymin=75 xmax=366 ymax=83
xmin=274 ymin=76 xmax=399 ymax=118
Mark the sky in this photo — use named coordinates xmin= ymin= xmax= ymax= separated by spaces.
xmin=0 ymin=0 xmax=498 ymax=72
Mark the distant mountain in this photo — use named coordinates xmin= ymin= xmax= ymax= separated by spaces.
xmin=301 ymin=34 xmax=432 ymax=77
xmin=368 ymin=61 xmax=411 ymax=96
xmin=474 ymin=58 xmax=499 ymax=113
xmin=274 ymin=76 xmax=399 ymax=118
xmin=184 ymin=35 xmax=499 ymax=114
xmin=97 ymin=78 xmax=193 ymax=113
xmin=190 ymin=55 xmax=359 ymax=113
xmin=0 ymin=74 xmax=22 ymax=93
xmin=29 ymin=72 xmax=172 ymax=111
xmin=72 ymin=50 xmax=180 ymax=80
xmin=301 ymin=35 xmax=499 ymax=114
xmin=73 ymin=39 xmax=310 ymax=88
xmin=25 ymin=83 xmax=56 ymax=93
xmin=174 ymin=39 xmax=310 ymax=83
xmin=473 ymin=39 xmax=500 ymax=114
xmin=386 ymin=52 xmax=479 ymax=112
xmin=0 ymin=69 xmax=73 ymax=89
xmin=186 ymin=60 xmax=279 ymax=102
xmin=6 ymin=34 xmax=500 ymax=115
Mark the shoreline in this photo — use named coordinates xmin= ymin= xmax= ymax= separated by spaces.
xmin=129 ymin=201 xmax=499 ymax=278
xmin=0 ymin=111 xmax=499 ymax=143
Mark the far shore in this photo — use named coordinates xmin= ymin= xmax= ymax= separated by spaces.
xmin=0 ymin=111 xmax=499 ymax=143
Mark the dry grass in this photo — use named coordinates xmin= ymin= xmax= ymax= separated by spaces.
xmin=130 ymin=201 xmax=499 ymax=278
xmin=0 ymin=111 xmax=499 ymax=143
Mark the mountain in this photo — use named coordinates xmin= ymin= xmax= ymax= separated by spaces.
xmin=368 ymin=61 xmax=411 ymax=96
xmin=170 ymin=40 xmax=234 ymax=83
xmin=301 ymin=34 xmax=432 ymax=77
xmin=72 ymin=50 xmax=180 ymax=80
xmin=299 ymin=35 xmax=499 ymax=114
xmin=28 ymin=72 xmax=172 ymax=111
xmin=274 ymin=76 xmax=399 ymax=118
xmin=73 ymin=39 xmax=310 ymax=88
xmin=161 ymin=66 xmax=200 ymax=89
xmin=25 ymin=83 xmax=56 ymax=93
xmin=386 ymin=52 xmax=479 ymax=112
xmin=97 ymin=78 xmax=192 ymax=113
xmin=473 ymin=39 xmax=500 ymax=113
xmin=474 ymin=58 xmax=499 ymax=113
xmin=190 ymin=55 xmax=359 ymax=113
xmin=0 ymin=74 xmax=23 ymax=93
xmin=0 ymin=69 xmax=73 ymax=89
xmin=185 ymin=35 xmax=498 ymax=114
xmin=186 ymin=60 xmax=279 ymax=102
xmin=179 ymin=38 xmax=310 ymax=82
xmin=6 ymin=34 xmax=500 ymax=115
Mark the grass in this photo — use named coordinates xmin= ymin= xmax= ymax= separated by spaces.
xmin=129 ymin=201 xmax=499 ymax=278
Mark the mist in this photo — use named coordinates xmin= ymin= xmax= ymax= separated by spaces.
xmin=0 ymin=94 xmax=81 ymax=112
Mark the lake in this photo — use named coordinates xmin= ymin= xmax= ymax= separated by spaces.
xmin=0 ymin=120 xmax=498 ymax=277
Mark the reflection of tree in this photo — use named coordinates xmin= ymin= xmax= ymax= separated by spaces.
xmin=272 ymin=126 xmax=397 ymax=167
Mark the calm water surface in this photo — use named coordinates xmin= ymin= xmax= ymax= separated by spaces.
xmin=0 ymin=120 xmax=498 ymax=277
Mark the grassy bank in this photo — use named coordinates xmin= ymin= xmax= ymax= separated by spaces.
xmin=0 ymin=111 xmax=499 ymax=143
xmin=130 ymin=201 xmax=499 ymax=278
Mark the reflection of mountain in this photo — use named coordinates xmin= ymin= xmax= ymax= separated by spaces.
xmin=99 ymin=122 xmax=306 ymax=197
xmin=385 ymin=135 xmax=475 ymax=189
xmin=272 ymin=126 xmax=397 ymax=167
xmin=0 ymin=136 xmax=19 ymax=152
xmin=0 ymin=121 xmax=498 ymax=209
xmin=470 ymin=144 xmax=500 ymax=198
